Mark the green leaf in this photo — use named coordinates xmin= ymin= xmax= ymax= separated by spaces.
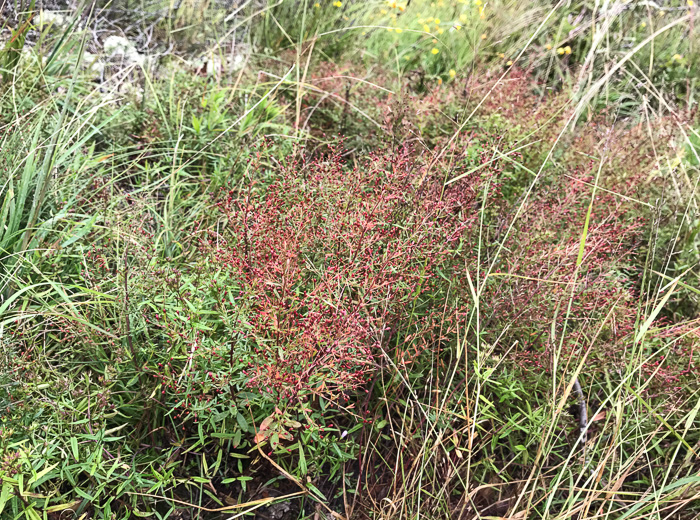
xmin=239 ymin=475 xmax=252 ymax=492
xmin=24 ymin=507 xmax=41 ymax=520
xmin=374 ymin=420 xmax=388 ymax=430
xmin=70 ymin=437 xmax=79 ymax=462
xmin=236 ymin=413 xmax=249 ymax=432
xmin=210 ymin=433 xmax=236 ymax=439
xmin=212 ymin=448 xmax=223 ymax=475
xmin=28 ymin=463 xmax=58 ymax=487
xmin=298 ymin=444 xmax=307 ymax=476
xmin=307 ymin=482 xmax=326 ymax=501
xmin=683 ymin=393 xmax=700 ymax=465
xmin=0 ymin=482 xmax=13 ymax=514
xmin=202 ymin=452 xmax=209 ymax=475
xmin=74 ymin=487 xmax=94 ymax=500
xmin=635 ymin=276 xmax=680 ymax=344
xmin=45 ymin=500 xmax=82 ymax=513
xmin=228 ymin=452 xmax=249 ymax=459
xmin=618 ymin=476 xmax=700 ymax=520
xmin=61 ymin=215 xmax=97 ymax=248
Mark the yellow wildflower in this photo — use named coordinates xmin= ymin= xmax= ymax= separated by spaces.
xmin=432 ymin=38 xmax=438 ymax=43
xmin=545 ymin=43 xmax=552 ymax=50
xmin=564 ymin=46 xmax=572 ymax=54
xmin=460 ymin=13 xmax=467 ymax=23
xmin=479 ymin=6 xmax=485 ymax=18
xmin=498 ymin=52 xmax=505 ymax=58
xmin=333 ymin=0 xmax=341 ymax=6
xmin=481 ymin=33 xmax=487 ymax=39
xmin=557 ymin=47 xmax=565 ymax=55
xmin=437 ymin=78 xmax=443 ymax=84
xmin=673 ymin=53 xmax=683 ymax=60
xmin=455 ymin=24 xmax=462 ymax=30
xmin=640 ymin=22 xmax=647 ymax=28
xmin=507 ymin=60 xmax=513 ymax=65
xmin=395 ymin=28 xmax=403 ymax=33
xmin=431 ymin=47 xmax=440 ymax=54
xmin=475 ymin=0 xmax=482 ymax=5
xmin=423 ymin=24 xmax=430 ymax=32
xmin=434 ymin=18 xmax=441 ymax=24
xmin=688 ymin=0 xmax=695 ymax=6
xmin=314 ymin=2 xmax=320 ymax=7
xmin=449 ymin=69 xmax=456 ymax=77
xmin=438 ymin=28 xmax=444 ymax=34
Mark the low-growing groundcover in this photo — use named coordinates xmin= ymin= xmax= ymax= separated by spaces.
xmin=1 ymin=1 xmax=700 ymax=519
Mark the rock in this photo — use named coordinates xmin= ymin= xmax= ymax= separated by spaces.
xmin=37 ymin=10 xmax=69 ymax=28
xmin=82 ymin=52 xmax=105 ymax=77
xmin=186 ymin=50 xmax=247 ymax=77
xmin=103 ymin=35 xmax=146 ymax=67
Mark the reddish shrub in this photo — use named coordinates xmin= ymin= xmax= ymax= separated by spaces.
xmin=480 ymin=165 xmax=643 ymax=371
xmin=192 ymin=143 xmax=494 ymax=404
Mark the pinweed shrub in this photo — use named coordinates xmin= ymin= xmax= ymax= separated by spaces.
xmin=128 ymin=142 xmax=498 ymax=435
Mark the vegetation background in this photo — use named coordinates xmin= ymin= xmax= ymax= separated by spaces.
xmin=0 ymin=0 xmax=699 ymax=518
